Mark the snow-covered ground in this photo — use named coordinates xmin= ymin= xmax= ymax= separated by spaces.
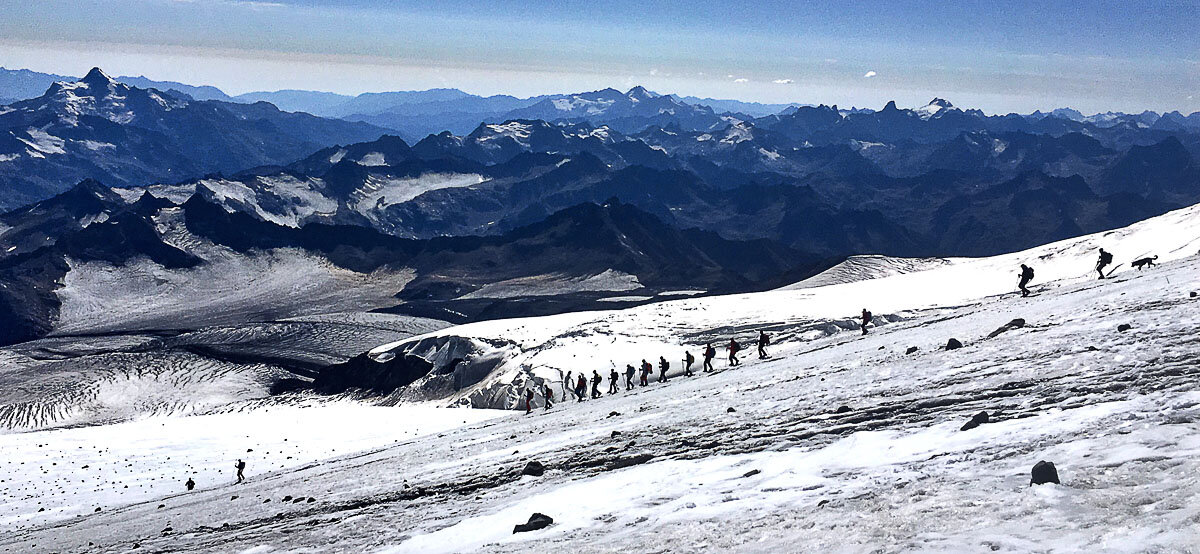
xmin=3 ymin=203 xmax=1200 ymax=552
xmin=0 ymin=404 xmax=502 ymax=529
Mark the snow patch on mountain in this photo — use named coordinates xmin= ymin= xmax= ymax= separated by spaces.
xmin=351 ymin=173 xmax=486 ymax=216
xmin=358 ymin=152 xmax=387 ymax=166
xmin=458 ymin=269 xmax=643 ymax=300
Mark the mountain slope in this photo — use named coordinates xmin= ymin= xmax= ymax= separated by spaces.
xmin=7 ymin=194 xmax=1199 ymax=552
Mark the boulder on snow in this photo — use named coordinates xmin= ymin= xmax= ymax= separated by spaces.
xmin=987 ymin=319 xmax=1026 ymax=339
xmin=905 ymin=346 xmax=919 ymax=355
xmin=1030 ymin=461 xmax=1060 ymax=486
xmin=1117 ymin=324 xmax=1132 ymax=332
xmin=726 ymin=407 xmax=736 ymax=413
xmin=521 ymin=461 xmax=545 ymax=477
xmin=960 ymin=411 xmax=990 ymax=431
xmin=1190 ymin=291 xmax=1197 ymax=298
xmin=945 ymin=338 xmax=963 ymax=350
xmin=834 ymin=405 xmax=852 ymax=414
xmin=513 ymin=513 xmax=554 ymax=533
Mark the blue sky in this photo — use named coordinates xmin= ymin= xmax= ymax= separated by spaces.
xmin=1 ymin=0 xmax=1197 ymax=113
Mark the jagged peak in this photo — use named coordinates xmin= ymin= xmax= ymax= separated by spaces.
xmin=626 ymin=86 xmax=656 ymax=100
xmin=927 ymin=97 xmax=953 ymax=108
xmin=81 ymin=67 xmax=116 ymax=87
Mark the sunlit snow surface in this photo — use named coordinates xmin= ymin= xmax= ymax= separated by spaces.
xmin=3 ymin=203 xmax=1200 ymax=552
xmin=0 ymin=405 xmax=503 ymax=528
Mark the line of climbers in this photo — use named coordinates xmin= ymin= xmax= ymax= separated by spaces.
xmin=526 ymin=331 xmax=775 ymax=413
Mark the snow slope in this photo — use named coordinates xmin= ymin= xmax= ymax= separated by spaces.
xmin=3 ymin=203 xmax=1200 ymax=552
xmin=0 ymin=404 xmax=502 ymax=529
xmin=367 ymin=200 xmax=1200 ymax=409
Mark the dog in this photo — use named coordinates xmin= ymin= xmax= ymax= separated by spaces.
xmin=1131 ymin=255 xmax=1158 ymax=270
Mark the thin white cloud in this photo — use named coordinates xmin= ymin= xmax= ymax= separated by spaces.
xmin=772 ymin=79 xmax=793 ymax=84
xmin=733 ymin=78 xmax=749 ymax=83
xmin=863 ymin=70 xmax=877 ymax=78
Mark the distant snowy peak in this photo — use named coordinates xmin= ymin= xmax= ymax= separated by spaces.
xmin=625 ymin=86 xmax=657 ymax=102
xmin=36 ymin=66 xmax=185 ymax=125
xmin=915 ymin=97 xmax=955 ymax=119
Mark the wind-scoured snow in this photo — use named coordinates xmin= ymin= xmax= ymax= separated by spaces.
xmin=54 ymin=250 xmax=415 ymax=335
xmin=781 ymin=255 xmax=955 ymax=289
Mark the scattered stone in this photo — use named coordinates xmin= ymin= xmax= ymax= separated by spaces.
xmin=607 ymin=411 xmax=621 ymax=418
xmin=292 ymin=497 xmax=304 ymax=503
xmin=987 ymin=318 xmax=1026 ymax=339
xmin=230 ymin=496 xmax=238 ymax=501
xmin=1030 ymin=461 xmax=1060 ymax=485
xmin=264 ymin=499 xmax=271 ymax=503
xmin=38 ymin=508 xmax=44 ymax=512
xmin=817 ymin=499 xmax=830 ymax=508
xmin=513 ymin=513 xmax=554 ymax=533
xmin=282 ymin=496 xmax=292 ymax=502
xmin=95 ymin=507 xmax=101 ymax=512
xmin=307 ymin=497 xmax=316 ymax=503
xmin=945 ymin=338 xmax=963 ymax=350
xmin=161 ymin=527 xmax=173 ymax=535
xmin=960 ymin=411 xmax=990 ymax=431
xmin=834 ymin=406 xmax=852 ymax=414
xmin=610 ymin=430 xmax=622 ymax=438
xmin=246 ymin=449 xmax=253 ymax=452
xmin=905 ymin=346 xmax=919 ymax=355
xmin=1117 ymin=324 xmax=1132 ymax=332
xmin=742 ymin=469 xmax=761 ymax=478
xmin=726 ymin=407 xmax=736 ymax=413
xmin=521 ymin=461 xmax=545 ymax=477
xmin=1191 ymin=291 xmax=1197 ymax=298
xmin=157 ymin=505 xmax=165 ymax=509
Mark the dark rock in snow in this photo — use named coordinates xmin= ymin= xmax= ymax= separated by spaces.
xmin=834 ymin=406 xmax=852 ymax=414
xmin=906 ymin=346 xmax=919 ymax=354
xmin=1030 ymin=461 xmax=1060 ymax=485
xmin=960 ymin=411 xmax=990 ymax=431
xmin=610 ymin=430 xmax=622 ymax=438
xmin=1190 ymin=292 xmax=1197 ymax=298
xmin=521 ymin=461 xmax=545 ymax=477
xmin=513 ymin=513 xmax=554 ymax=533
xmin=726 ymin=407 xmax=736 ymax=413
xmin=608 ymin=411 xmax=621 ymax=418
xmin=987 ymin=318 xmax=1026 ymax=339
xmin=742 ymin=469 xmax=761 ymax=478
xmin=1117 ymin=324 xmax=1132 ymax=332
xmin=945 ymin=338 xmax=963 ymax=350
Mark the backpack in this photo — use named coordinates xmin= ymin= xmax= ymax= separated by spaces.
xmin=1100 ymin=252 xmax=1113 ymax=264
xmin=1025 ymin=267 xmax=1034 ymax=279
xmin=730 ymin=341 xmax=740 ymax=353
xmin=863 ymin=311 xmax=872 ymax=322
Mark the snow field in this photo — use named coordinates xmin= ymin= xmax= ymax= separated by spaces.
xmin=0 ymin=404 xmax=503 ymax=529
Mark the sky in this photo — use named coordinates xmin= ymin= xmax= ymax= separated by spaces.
xmin=1 ymin=0 xmax=1197 ymax=114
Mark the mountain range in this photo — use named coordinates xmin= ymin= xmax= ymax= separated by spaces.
xmin=0 ymin=68 xmax=388 ymax=210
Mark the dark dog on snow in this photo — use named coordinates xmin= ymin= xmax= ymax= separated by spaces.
xmin=1131 ymin=256 xmax=1158 ymax=270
